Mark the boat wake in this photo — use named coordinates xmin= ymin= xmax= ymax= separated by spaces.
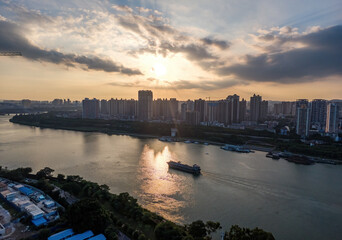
xmin=202 ymin=171 xmax=296 ymax=200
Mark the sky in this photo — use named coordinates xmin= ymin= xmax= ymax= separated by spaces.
xmin=0 ymin=0 xmax=342 ymax=101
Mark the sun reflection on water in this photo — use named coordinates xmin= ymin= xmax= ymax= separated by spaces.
xmin=136 ymin=144 xmax=194 ymax=223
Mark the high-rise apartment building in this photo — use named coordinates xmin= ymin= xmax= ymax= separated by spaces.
xmin=311 ymin=99 xmax=327 ymax=130
xmin=239 ymin=98 xmax=247 ymax=122
xmin=260 ymin=100 xmax=268 ymax=120
xmin=100 ymin=99 xmax=109 ymax=115
xmin=82 ymin=98 xmax=100 ymax=119
xmin=273 ymin=101 xmax=295 ymax=116
xmin=250 ymin=94 xmax=262 ymax=122
xmin=295 ymin=99 xmax=310 ymax=137
xmin=169 ymin=98 xmax=179 ymax=120
xmin=227 ymin=94 xmax=240 ymax=124
xmin=138 ymin=90 xmax=153 ymax=121
xmin=181 ymin=102 xmax=187 ymax=121
xmin=194 ymin=99 xmax=206 ymax=122
xmin=325 ymin=102 xmax=339 ymax=134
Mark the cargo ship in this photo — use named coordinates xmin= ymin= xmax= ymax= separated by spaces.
xmin=167 ymin=161 xmax=201 ymax=175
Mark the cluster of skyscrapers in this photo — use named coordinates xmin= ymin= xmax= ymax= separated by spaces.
xmin=81 ymin=90 xmax=340 ymax=139
xmin=295 ymin=99 xmax=340 ymax=137
xmin=82 ymin=91 xmax=269 ymax=126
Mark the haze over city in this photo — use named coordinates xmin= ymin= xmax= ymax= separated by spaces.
xmin=1 ymin=0 xmax=342 ymax=101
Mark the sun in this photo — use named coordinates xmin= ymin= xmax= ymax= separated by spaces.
xmin=151 ymin=63 xmax=167 ymax=77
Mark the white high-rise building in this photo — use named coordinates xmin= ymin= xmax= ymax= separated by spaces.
xmin=325 ymin=103 xmax=339 ymax=134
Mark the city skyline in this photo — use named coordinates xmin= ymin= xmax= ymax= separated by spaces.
xmin=1 ymin=0 xmax=342 ymax=100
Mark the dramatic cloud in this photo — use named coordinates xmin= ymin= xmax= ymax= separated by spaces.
xmin=115 ymin=13 xmax=222 ymax=66
xmin=0 ymin=20 xmax=142 ymax=75
xmin=108 ymin=78 xmax=244 ymax=91
xmin=217 ymin=25 xmax=342 ymax=83
xmin=201 ymin=37 xmax=230 ymax=50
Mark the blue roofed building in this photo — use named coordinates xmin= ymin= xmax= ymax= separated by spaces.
xmin=48 ymin=229 xmax=74 ymax=240
xmin=88 ymin=234 xmax=106 ymax=240
xmin=18 ymin=186 xmax=34 ymax=196
xmin=31 ymin=217 xmax=47 ymax=227
xmin=65 ymin=230 xmax=94 ymax=240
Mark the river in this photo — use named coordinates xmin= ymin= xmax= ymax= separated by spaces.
xmin=0 ymin=115 xmax=341 ymax=239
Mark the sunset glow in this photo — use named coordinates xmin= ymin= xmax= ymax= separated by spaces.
xmin=0 ymin=0 xmax=342 ymax=100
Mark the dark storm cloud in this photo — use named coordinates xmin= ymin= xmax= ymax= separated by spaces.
xmin=217 ymin=25 xmax=342 ymax=83
xmin=0 ymin=20 xmax=142 ymax=75
xmin=159 ymin=42 xmax=217 ymax=61
xmin=201 ymin=37 xmax=230 ymax=49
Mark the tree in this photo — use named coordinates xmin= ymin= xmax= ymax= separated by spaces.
xmin=205 ymin=221 xmax=221 ymax=235
xmin=105 ymin=225 xmax=118 ymax=240
xmin=138 ymin=233 xmax=147 ymax=240
xmin=37 ymin=228 xmax=51 ymax=240
xmin=67 ymin=175 xmax=83 ymax=182
xmin=155 ymin=221 xmax=184 ymax=240
xmin=57 ymin=174 xmax=65 ymax=181
xmin=36 ymin=167 xmax=54 ymax=179
xmin=224 ymin=225 xmax=275 ymax=240
xmin=67 ymin=198 xmax=111 ymax=234
xmin=187 ymin=220 xmax=207 ymax=240
xmin=62 ymin=182 xmax=82 ymax=196
xmin=35 ymin=179 xmax=54 ymax=192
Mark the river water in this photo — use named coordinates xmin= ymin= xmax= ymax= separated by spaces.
xmin=0 ymin=115 xmax=341 ymax=239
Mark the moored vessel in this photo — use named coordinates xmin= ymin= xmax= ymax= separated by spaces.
xmin=221 ymin=144 xmax=251 ymax=153
xmin=286 ymin=155 xmax=315 ymax=165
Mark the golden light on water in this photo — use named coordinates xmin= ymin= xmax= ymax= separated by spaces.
xmin=137 ymin=144 xmax=194 ymax=223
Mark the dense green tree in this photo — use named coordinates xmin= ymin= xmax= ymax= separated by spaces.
xmin=57 ymin=174 xmax=65 ymax=181
xmin=155 ymin=221 xmax=185 ymax=240
xmin=37 ymin=228 xmax=51 ymax=240
xmin=105 ymin=225 xmax=119 ymax=240
xmin=138 ymin=233 xmax=147 ymax=240
xmin=35 ymin=179 xmax=54 ymax=192
xmin=224 ymin=225 xmax=275 ymax=240
xmin=62 ymin=182 xmax=82 ymax=195
xmin=0 ymin=167 xmax=32 ymax=181
xmin=36 ymin=167 xmax=54 ymax=179
xmin=187 ymin=220 xmax=207 ymax=240
xmin=67 ymin=198 xmax=111 ymax=234
xmin=66 ymin=175 xmax=84 ymax=182
xmin=205 ymin=221 xmax=221 ymax=234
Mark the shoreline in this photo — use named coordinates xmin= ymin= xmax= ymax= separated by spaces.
xmin=9 ymin=118 xmax=342 ymax=164
xmin=10 ymin=118 xmax=272 ymax=151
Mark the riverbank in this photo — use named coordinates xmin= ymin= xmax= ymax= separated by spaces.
xmin=0 ymin=167 xmax=275 ymax=240
xmin=9 ymin=114 xmax=342 ymax=162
